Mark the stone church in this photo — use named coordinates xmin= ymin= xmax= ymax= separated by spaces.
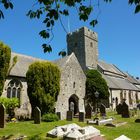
xmin=2 ymin=27 xmax=140 ymax=119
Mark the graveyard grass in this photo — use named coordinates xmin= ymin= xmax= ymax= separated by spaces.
xmin=0 ymin=112 xmax=140 ymax=140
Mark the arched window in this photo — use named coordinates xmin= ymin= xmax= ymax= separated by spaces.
xmin=7 ymin=79 xmax=22 ymax=99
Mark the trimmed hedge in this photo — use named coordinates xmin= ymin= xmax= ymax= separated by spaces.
xmin=42 ymin=113 xmax=59 ymax=122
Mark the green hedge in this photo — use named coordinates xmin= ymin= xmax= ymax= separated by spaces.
xmin=42 ymin=113 xmax=59 ymax=122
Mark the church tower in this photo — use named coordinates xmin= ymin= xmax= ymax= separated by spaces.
xmin=67 ymin=27 xmax=98 ymax=71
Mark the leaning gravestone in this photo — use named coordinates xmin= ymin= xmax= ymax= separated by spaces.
xmin=34 ymin=107 xmax=41 ymax=124
xmin=0 ymin=104 xmax=6 ymax=128
xmin=66 ymin=111 xmax=73 ymax=121
xmin=79 ymin=112 xmax=85 ymax=122
xmin=85 ymin=104 xmax=92 ymax=119
xmin=100 ymin=104 xmax=106 ymax=117
xmin=121 ymin=102 xmax=130 ymax=118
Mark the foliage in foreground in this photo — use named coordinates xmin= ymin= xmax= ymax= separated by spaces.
xmin=26 ymin=61 xmax=60 ymax=115
xmin=0 ymin=97 xmax=19 ymax=113
xmin=85 ymin=69 xmax=109 ymax=106
xmin=0 ymin=42 xmax=11 ymax=96
xmin=0 ymin=1 xmax=140 ymax=55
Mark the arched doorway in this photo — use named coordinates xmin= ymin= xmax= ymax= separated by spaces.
xmin=69 ymin=94 xmax=79 ymax=115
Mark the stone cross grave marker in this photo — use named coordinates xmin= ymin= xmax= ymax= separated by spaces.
xmin=34 ymin=107 xmax=41 ymax=124
xmin=66 ymin=111 xmax=73 ymax=121
xmin=85 ymin=104 xmax=92 ymax=119
xmin=100 ymin=104 xmax=106 ymax=117
xmin=0 ymin=104 xmax=6 ymax=128
xmin=79 ymin=112 xmax=85 ymax=122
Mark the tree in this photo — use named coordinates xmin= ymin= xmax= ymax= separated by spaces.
xmin=26 ymin=61 xmax=60 ymax=115
xmin=0 ymin=42 xmax=11 ymax=96
xmin=0 ymin=0 xmax=140 ymax=55
xmin=85 ymin=69 xmax=109 ymax=106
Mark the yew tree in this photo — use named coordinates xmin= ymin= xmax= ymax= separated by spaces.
xmin=85 ymin=69 xmax=109 ymax=106
xmin=26 ymin=61 xmax=60 ymax=115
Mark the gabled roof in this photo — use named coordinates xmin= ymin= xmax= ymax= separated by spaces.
xmin=9 ymin=52 xmax=45 ymax=77
xmin=53 ymin=55 xmax=71 ymax=68
xmin=98 ymin=60 xmax=125 ymax=77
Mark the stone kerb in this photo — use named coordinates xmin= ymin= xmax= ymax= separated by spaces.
xmin=0 ymin=104 xmax=6 ymax=128
xmin=34 ymin=107 xmax=41 ymax=124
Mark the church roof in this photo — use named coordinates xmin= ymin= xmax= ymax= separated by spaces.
xmin=9 ymin=52 xmax=44 ymax=77
xmin=98 ymin=60 xmax=140 ymax=91
xmin=125 ymin=73 xmax=140 ymax=85
xmin=98 ymin=60 xmax=126 ymax=77
xmin=102 ymin=74 xmax=140 ymax=91
xmin=9 ymin=52 xmax=74 ymax=77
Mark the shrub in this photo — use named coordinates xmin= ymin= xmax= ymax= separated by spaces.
xmin=42 ymin=113 xmax=59 ymax=122
xmin=0 ymin=97 xmax=19 ymax=114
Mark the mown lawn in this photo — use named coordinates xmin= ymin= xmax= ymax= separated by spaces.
xmin=0 ymin=112 xmax=140 ymax=140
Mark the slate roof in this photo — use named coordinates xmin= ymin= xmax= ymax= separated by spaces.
xmin=9 ymin=52 xmax=72 ymax=77
xmin=124 ymin=72 xmax=140 ymax=85
xmin=9 ymin=52 xmax=44 ymax=77
xmin=102 ymin=74 xmax=140 ymax=91
xmin=98 ymin=60 xmax=125 ymax=77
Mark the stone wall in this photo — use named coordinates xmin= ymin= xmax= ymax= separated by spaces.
xmin=55 ymin=53 xmax=86 ymax=120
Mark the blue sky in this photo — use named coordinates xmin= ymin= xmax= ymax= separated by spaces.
xmin=0 ymin=0 xmax=140 ymax=77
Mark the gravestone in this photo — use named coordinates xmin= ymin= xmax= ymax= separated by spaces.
xmin=66 ymin=111 xmax=73 ymax=121
xmin=100 ymin=104 xmax=106 ymax=117
xmin=34 ymin=107 xmax=41 ymax=124
xmin=56 ymin=112 xmax=61 ymax=120
xmin=0 ymin=104 xmax=5 ymax=128
xmin=116 ymin=103 xmax=122 ymax=114
xmin=79 ymin=112 xmax=85 ymax=122
xmin=121 ymin=102 xmax=130 ymax=118
xmin=85 ymin=104 xmax=92 ymax=119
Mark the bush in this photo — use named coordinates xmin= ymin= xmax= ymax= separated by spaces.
xmin=42 ymin=113 xmax=59 ymax=122
xmin=0 ymin=97 xmax=19 ymax=114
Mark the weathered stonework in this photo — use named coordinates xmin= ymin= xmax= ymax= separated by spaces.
xmin=67 ymin=27 xmax=98 ymax=71
xmin=55 ymin=53 xmax=86 ymax=120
